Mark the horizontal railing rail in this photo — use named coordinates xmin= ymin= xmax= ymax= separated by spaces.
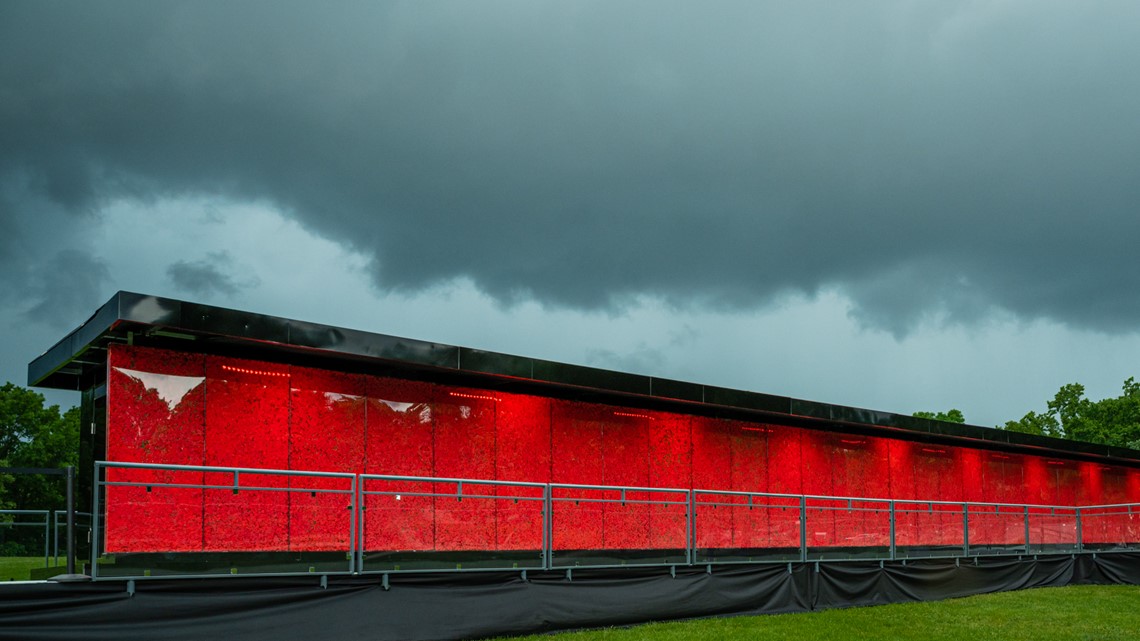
xmin=93 ymin=461 xmax=359 ymax=580
xmin=0 ymin=509 xmax=52 ymax=568
xmin=89 ymin=461 xmax=1140 ymax=580
xmin=358 ymin=474 xmax=549 ymax=573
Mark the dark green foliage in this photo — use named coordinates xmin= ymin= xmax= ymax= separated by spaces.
xmin=0 ymin=382 xmax=79 ymax=510
xmin=913 ymin=409 xmax=966 ymax=423
xmin=1001 ymin=378 xmax=1140 ymax=450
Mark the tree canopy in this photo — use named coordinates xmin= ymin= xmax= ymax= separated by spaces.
xmin=0 ymin=382 xmax=80 ymax=511
xmin=912 ymin=409 xmax=966 ymax=424
xmin=1001 ymin=377 xmax=1140 ymax=450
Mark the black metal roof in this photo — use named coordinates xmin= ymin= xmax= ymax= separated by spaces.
xmin=28 ymin=291 xmax=1140 ymax=466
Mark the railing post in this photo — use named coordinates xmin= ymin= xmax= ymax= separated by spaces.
xmin=90 ymin=463 xmax=101 ymax=580
xmin=1024 ymin=506 xmax=1031 ymax=554
xmin=686 ymin=490 xmax=695 ymax=566
xmin=43 ymin=510 xmax=50 ymax=569
xmin=799 ymin=496 xmax=807 ymax=563
xmin=1075 ymin=508 xmax=1083 ymax=554
xmin=351 ymin=474 xmax=360 ymax=574
xmin=547 ymin=481 xmax=556 ymax=565
xmin=962 ymin=504 xmax=970 ymax=558
xmin=889 ymin=500 xmax=896 ymax=561
xmin=66 ymin=465 xmax=76 ymax=575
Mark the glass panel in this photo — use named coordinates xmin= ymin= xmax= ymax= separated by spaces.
xmin=966 ymin=505 xmax=1028 ymax=556
xmin=695 ymin=492 xmax=801 ymax=563
xmin=96 ymin=465 xmax=353 ymax=578
xmin=1080 ymin=506 xmax=1140 ymax=552
xmin=551 ymin=486 xmax=686 ymax=567
xmin=806 ymin=498 xmax=889 ymax=560
xmin=102 ymin=466 xmax=204 ymax=554
xmin=1027 ymin=508 xmax=1078 ymax=553
xmin=361 ymin=477 xmax=544 ymax=572
xmin=895 ymin=502 xmax=964 ymax=558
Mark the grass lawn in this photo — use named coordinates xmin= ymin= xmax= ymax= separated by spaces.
xmin=0 ymin=556 xmax=53 ymax=581
xmin=494 ymin=585 xmax=1140 ymax=641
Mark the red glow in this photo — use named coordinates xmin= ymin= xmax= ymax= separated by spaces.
xmin=206 ymin=357 xmax=291 ymax=551
xmin=106 ymin=345 xmax=206 ymax=553
xmin=104 ymin=344 xmax=1139 ymax=555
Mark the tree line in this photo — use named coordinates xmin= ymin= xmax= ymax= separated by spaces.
xmin=998 ymin=378 xmax=1140 ymax=450
xmin=1 ymin=382 xmax=79 ymax=505
xmin=0 ymin=382 xmax=79 ymax=555
xmin=918 ymin=377 xmax=1140 ymax=450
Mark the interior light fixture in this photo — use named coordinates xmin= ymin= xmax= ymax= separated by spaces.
xmin=613 ymin=411 xmax=654 ymax=420
xmin=221 ymin=365 xmax=288 ymax=377
xmin=448 ymin=391 xmax=500 ymax=402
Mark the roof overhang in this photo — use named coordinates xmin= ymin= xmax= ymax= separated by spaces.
xmin=29 ymin=291 xmax=1140 ymax=467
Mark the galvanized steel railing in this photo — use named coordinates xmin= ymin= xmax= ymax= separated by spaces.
xmin=89 ymin=461 xmax=1140 ymax=580
xmin=0 ymin=510 xmax=93 ymax=573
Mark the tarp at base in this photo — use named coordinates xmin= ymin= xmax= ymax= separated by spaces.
xmin=3 ymin=554 xmax=1139 ymax=641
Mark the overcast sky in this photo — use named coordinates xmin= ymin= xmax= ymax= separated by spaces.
xmin=2 ymin=1 xmax=1139 ymax=427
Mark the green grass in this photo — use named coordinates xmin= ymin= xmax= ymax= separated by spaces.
xmin=494 ymin=585 xmax=1140 ymax=641
xmin=0 ymin=556 xmax=52 ymax=581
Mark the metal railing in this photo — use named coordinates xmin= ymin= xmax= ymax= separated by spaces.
xmin=52 ymin=511 xmax=92 ymax=566
xmin=0 ymin=509 xmax=52 ymax=568
xmin=0 ymin=510 xmax=90 ymax=573
xmin=89 ymin=461 xmax=1140 ymax=580
xmin=93 ymin=461 xmax=357 ymax=578
xmin=0 ymin=465 xmax=79 ymax=574
xmin=357 ymin=474 xmax=548 ymax=573
xmin=548 ymin=483 xmax=691 ymax=569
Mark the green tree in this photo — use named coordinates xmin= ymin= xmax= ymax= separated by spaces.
xmin=1000 ymin=378 xmax=1140 ymax=449
xmin=1079 ymin=377 xmax=1140 ymax=449
xmin=913 ymin=409 xmax=965 ymax=423
xmin=1001 ymin=409 xmax=1062 ymax=438
xmin=0 ymin=467 xmax=11 ymax=511
xmin=0 ymin=382 xmax=80 ymax=509
xmin=1048 ymin=383 xmax=1093 ymax=439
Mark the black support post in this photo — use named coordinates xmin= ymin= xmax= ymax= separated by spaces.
xmin=66 ymin=465 xmax=76 ymax=575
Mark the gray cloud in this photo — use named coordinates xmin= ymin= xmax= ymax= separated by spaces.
xmin=167 ymin=252 xmax=247 ymax=298
xmin=3 ymin=1 xmax=1140 ymax=335
xmin=0 ymin=173 xmax=108 ymax=329
xmin=22 ymin=249 xmax=111 ymax=328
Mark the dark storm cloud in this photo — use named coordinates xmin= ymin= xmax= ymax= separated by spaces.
xmin=22 ymin=250 xmax=111 ymax=326
xmin=15 ymin=247 xmax=111 ymax=326
xmin=0 ymin=175 xmax=110 ymax=329
xmin=167 ymin=252 xmax=246 ymax=298
xmin=3 ymin=1 xmax=1140 ymax=334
